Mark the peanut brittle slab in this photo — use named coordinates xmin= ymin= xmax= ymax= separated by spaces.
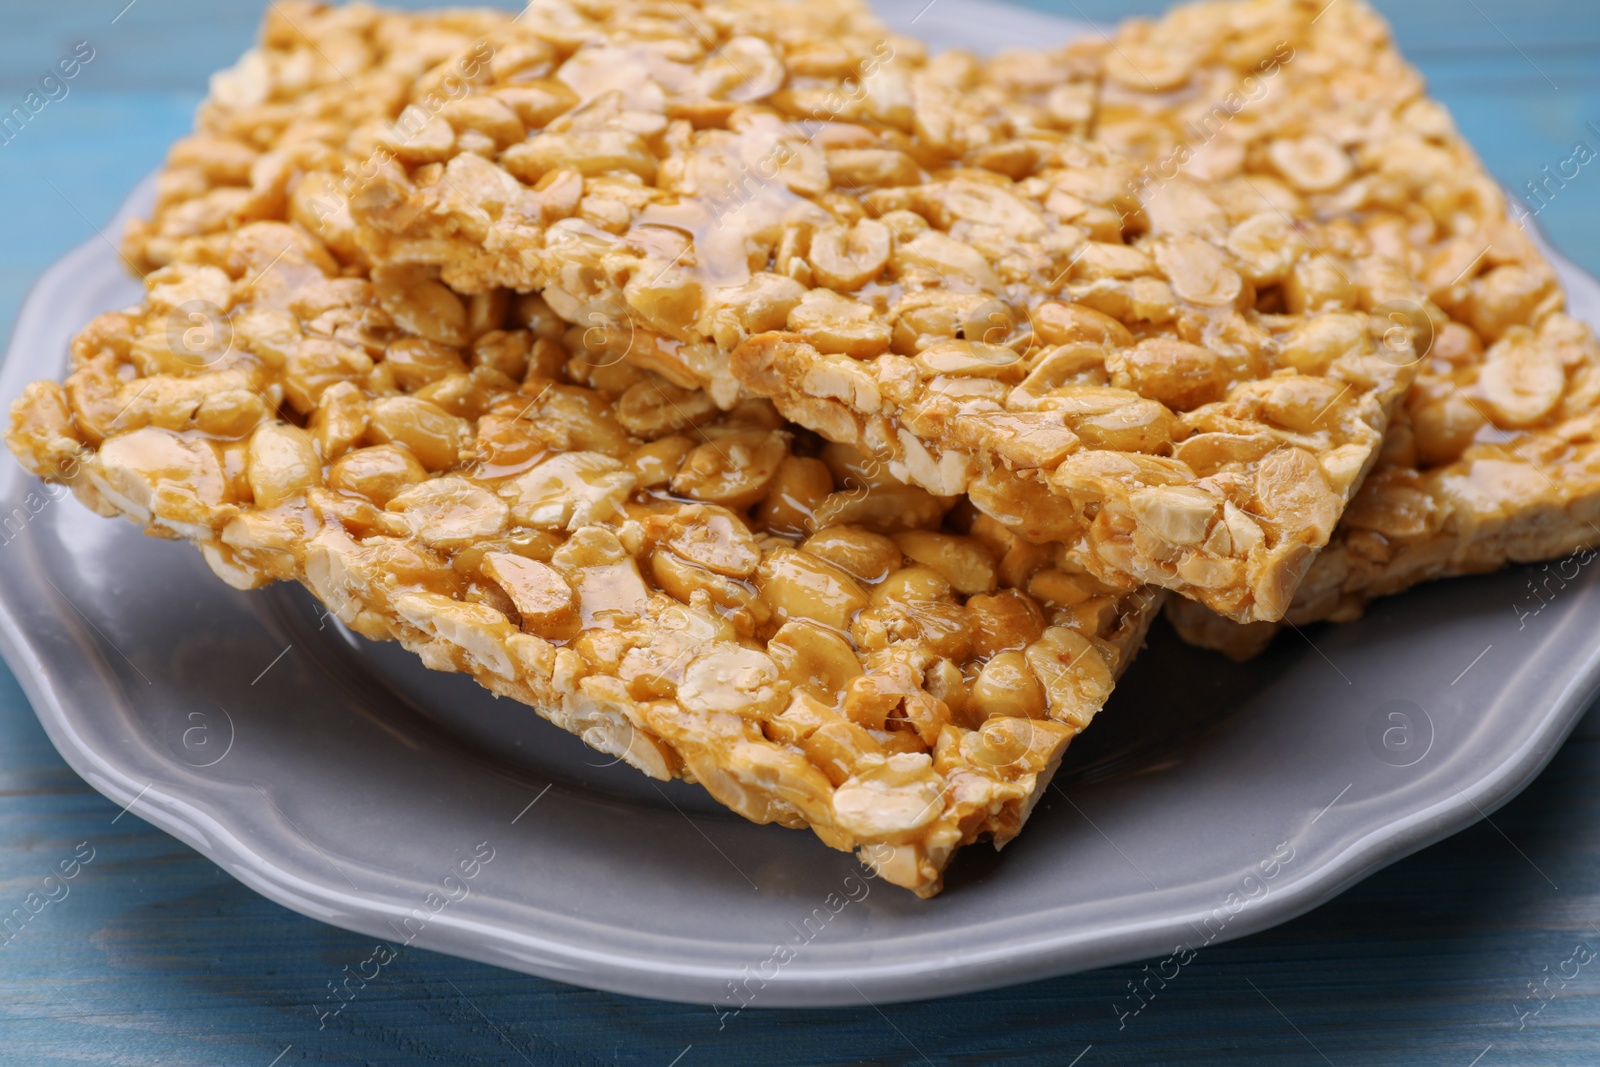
xmin=6 ymin=214 xmax=1161 ymax=897
xmin=222 ymin=0 xmax=1406 ymax=625
xmin=1060 ymin=0 xmax=1600 ymax=653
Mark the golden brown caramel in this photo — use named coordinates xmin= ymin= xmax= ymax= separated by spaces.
xmin=9 ymin=204 xmax=1161 ymax=896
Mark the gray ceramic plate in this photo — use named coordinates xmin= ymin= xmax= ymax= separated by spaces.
xmin=4 ymin=0 xmax=1600 ymax=1009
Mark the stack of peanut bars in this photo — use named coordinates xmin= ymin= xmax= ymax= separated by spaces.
xmin=8 ymin=0 xmax=1597 ymax=896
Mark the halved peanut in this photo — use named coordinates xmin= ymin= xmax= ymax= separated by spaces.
xmin=499 ymin=452 xmax=635 ymax=530
xmin=1410 ymin=393 xmax=1485 ymax=467
xmin=649 ymin=546 xmax=764 ymax=617
xmin=706 ymin=273 xmax=807 ymax=350
xmin=472 ymin=330 xmax=532 ymax=380
xmin=801 ymin=719 xmax=885 ymax=787
xmin=1226 ymin=212 xmax=1307 ymax=285
xmin=894 ymin=230 xmax=1001 ymax=291
xmin=830 ymin=753 xmax=945 ymax=843
xmin=308 ymin=381 xmax=368 ymax=460
xmin=1479 ymin=326 xmax=1565 ymax=429
xmin=1468 ymin=265 xmax=1554 ymax=344
xmin=1032 ymin=303 xmax=1133 ymax=348
xmin=809 ymin=219 xmax=892 ymax=291
xmin=701 ymin=35 xmax=785 ymax=101
xmin=970 ymin=651 xmax=1047 ymax=721
xmin=246 ymin=421 xmax=321 ymax=508
xmin=1024 ymin=569 xmax=1099 ymax=612
xmin=826 ymin=148 xmax=920 ymax=189
xmin=1261 ymin=376 xmax=1348 ymax=434
xmin=768 ymin=619 xmax=863 ymax=706
xmin=961 ymin=716 xmax=1069 ymax=776
xmin=386 ymin=476 xmax=509 ymax=550
xmin=479 ymin=552 xmax=577 ymax=633
xmin=385 ymin=337 xmax=468 ymax=390
xmin=327 ymin=444 xmax=426 ymax=505
xmin=615 ymin=378 xmax=717 ymax=438
xmin=1284 ymin=257 xmax=1357 ymax=315
xmin=441 ymin=96 xmax=525 ymax=148
xmin=1279 ymin=314 xmax=1367 ymax=375
xmin=890 ymin=290 xmax=996 ymax=353
xmin=757 ymin=546 xmax=870 ymax=630
xmin=924 ymin=656 xmax=969 ymax=723
xmin=660 ymin=504 xmax=761 ymax=578
xmin=788 ymin=290 xmax=893 ymax=360
xmin=1172 ymin=432 xmax=1279 ymax=478
xmin=367 ymin=396 xmax=469 ymax=471
xmin=819 ymin=441 xmax=897 ymax=490
xmin=800 ymin=525 xmax=902 ymax=583
xmin=870 ymin=564 xmax=952 ymax=606
xmin=284 ymin=339 xmax=374 ymax=414
xmin=914 ymin=340 xmax=1024 ymax=380
xmin=1253 ymin=447 xmax=1340 ymax=542
xmin=551 ymin=526 xmax=651 ymax=626
xmin=1267 ymin=135 xmax=1353 ymax=193
xmin=965 ymin=589 xmax=1047 ymax=659
xmin=851 ymin=600 xmax=971 ymax=662
xmin=1129 ymin=485 xmax=1220 ymax=547
xmin=755 ymin=455 xmax=834 ymax=537
xmin=1153 ymin=235 xmax=1243 ymax=307
xmin=677 ymin=646 xmax=788 ymax=718
xmin=1105 ymin=338 xmax=1227 ymax=412
xmin=1062 ymin=395 xmax=1176 ymax=453
xmin=627 ymin=435 xmax=695 ymax=488
xmin=492 ymin=79 xmax=578 ymax=130
xmin=502 ymin=130 xmax=656 ymax=182
xmin=372 ymin=263 xmax=469 ymax=348
xmin=892 ymin=530 xmax=997 ymax=595
xmin=1025 ymin=627 xmax=1113 ymax=731
xmin=808 ymin=485 xmax=950 ymax=533
xmin=670 ymin=430 xmax=787 ymax=509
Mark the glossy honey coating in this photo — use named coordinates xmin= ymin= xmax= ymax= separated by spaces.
xmin=107 ymin=0 xmax=1415 ymax=626
xmin=6 ymin=211 xmax=1164 ymax=897
xmin=1049 ymin=0 xmax=1600 ymax=652
xmin=239 ymin=0 xmax=1406 ymax=625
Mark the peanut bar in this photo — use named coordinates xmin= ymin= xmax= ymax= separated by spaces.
xmin=8 ymin=207 xmax=1161 ymax=896
xmin=1063 ymin=0 xmax=1600 ymax=653
xmin=268 ymin=0 xmax=1415 ymax=624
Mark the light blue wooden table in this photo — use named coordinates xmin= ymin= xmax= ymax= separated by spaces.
xmin=2 ymin=1 xmax=1599 ymax=1063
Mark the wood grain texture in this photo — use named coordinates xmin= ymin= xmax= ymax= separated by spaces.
xmin=3 ymin=1 xmax=1600 ymax=1063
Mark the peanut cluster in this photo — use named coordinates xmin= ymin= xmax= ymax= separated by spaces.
xmin=1068 ymin=0 xmax=1600 ymax=650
